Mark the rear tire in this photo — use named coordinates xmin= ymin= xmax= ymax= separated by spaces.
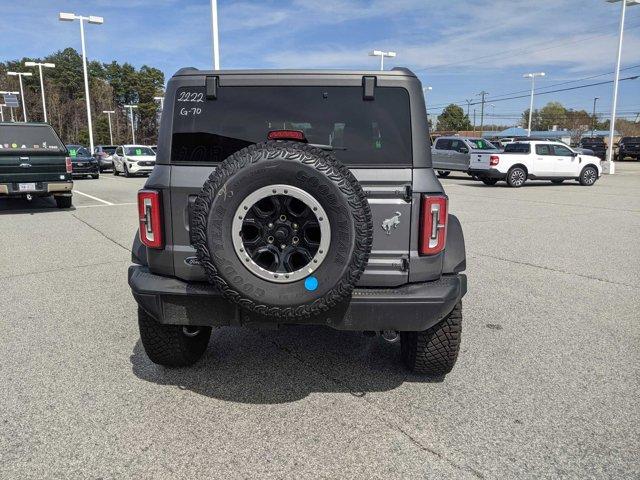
xmin=55 ymin=195 xmax=72 ymax=209
xmin=506 ymin=167 xmax=527 ymax=188
xmin=551 ymin=179 xmax=564 ymax=184
xmin=437 ymin=170 xmax=450 ymax=178
xmin=401 ymin=302 xmax=462 ymax=376
xmin=137 ymin=307 xmax=212 ymax=367
xmin=124 ymin=164 xmax=131 ymax=177
xmin=113 ymin=166 xmax=119 ymax=176
xmin=579 ymin=166 xmax=598 ymax=186
xmin=481 ymin=177 xmax=498 ymax=186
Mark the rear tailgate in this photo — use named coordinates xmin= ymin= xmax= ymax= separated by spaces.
xmin=0 ymin=124 xmax=69 ymax=183
xmin=471 ymin=152 xmax=493 ymax=171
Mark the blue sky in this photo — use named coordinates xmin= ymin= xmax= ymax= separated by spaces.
xmin=1 ymin=0 xmax=639 ymax=126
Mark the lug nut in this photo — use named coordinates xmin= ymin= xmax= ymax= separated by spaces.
xmin=292 ymin=236 xmax=299 ymax=245
xmin=268 ymin=223 xmax=274 ymax=229
xmin=292 ymin=223 xmax=298 ymax=230
xmin=280 ymin=244 xmax=286 ymax=250
xmin=267 ymin=236 xmax=274 ymax=243
xmin=279 ymin=215 xmax=286 ymax=221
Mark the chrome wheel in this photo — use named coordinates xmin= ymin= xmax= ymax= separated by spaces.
xmin=509 ymin=168 xmax=526 ymax=187
xmin=232 ymin=184 xmax=331 ymax=283
xmin=582 ymin=167 xmax=597 ymax=185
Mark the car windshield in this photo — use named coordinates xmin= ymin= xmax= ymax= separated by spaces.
xmin=504 ymin=143 xmax=530 ymax=153
xmin=67 ymin=146 xmax=90 ymax=157
xmin=581 ymin=138 xmax=604 ymax=144
xmin=0 ymin=124 xmax=65 ymax=152
xmin=467 ymin=139 xmax=497 ymax=150
xmin=103 ymin=146 xmax=117 ymax=154
xmin=621 ymin=137 xmax=640 ymax=143
xmin=171 ymin=85 xmax=412 ymax=166
xmin=125 ymin=147 xmax=155 ymax=156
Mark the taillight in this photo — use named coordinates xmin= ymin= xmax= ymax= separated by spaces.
xmin=267 ymin=129 xmax=307 ymax=142
xmin=419 ymin=195 xmax=448 ymax=256
xmin=65 ymin=156 xmax=73 ymax=173
xmin=138 ymin=190 xmax=163 ymax=249
xmin=490 ymin=155 xmax=500 ymax=166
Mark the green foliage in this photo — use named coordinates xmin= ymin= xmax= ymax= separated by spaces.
xmin=0 ymin=48 xmax=164 ymax=146
xmin=436 ymin=104 xmax=472 ymax=131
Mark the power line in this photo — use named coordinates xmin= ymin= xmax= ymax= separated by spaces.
xmin=427 ymin=75 xmax=640 ymax=112
xmin=427 ymin=64 xmax=640 ymax=110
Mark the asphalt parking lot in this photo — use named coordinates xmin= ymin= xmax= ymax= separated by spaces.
xmin=1 ymin=165 xmax=639 ymax=479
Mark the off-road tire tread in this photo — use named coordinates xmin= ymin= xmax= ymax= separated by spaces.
xmin=191 ymin=141 xmax=373 ymax=319
xmin=137 ymin=307 xmax=211 ymax=367
xmin=400 ymin=302 xmax=462 ymax=375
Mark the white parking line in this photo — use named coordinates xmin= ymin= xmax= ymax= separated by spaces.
xmin=74 ymin=190 xmax=114 ymax=205
xmin=75 ymin=203 xmax=136 ymax=208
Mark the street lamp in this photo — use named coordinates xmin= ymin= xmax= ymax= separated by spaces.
xmin=369 ymin=50 xmax=396 ymax=71
xmin=124 ymin=104 xmax=138 ymax=144
xmin=154 ymin=96 xmax=164 ymax=110
xmin=523 ymin=72 xmax=545 ymax=137
xmin=7 ymin=71 xmax=33 ymax=122
xmin=210 ymin=0 xmax=220 ymax=69
xmin=25 ymin=61 xmax=55 ymax=123
xmin=59 ymin=12 xmax=104 ymax=153
xmin=102 ymin=110 xmax=115 ymax=145
xmin=604 ymin=0 xmax=640 ymax=174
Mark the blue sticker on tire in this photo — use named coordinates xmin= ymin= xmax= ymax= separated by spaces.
xmin=304 ymin=276 xmax=318 ymax=291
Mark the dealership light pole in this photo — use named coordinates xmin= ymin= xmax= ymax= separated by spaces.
xmin=124 ymin=104 xmax=138 ymax=144
xmin=25 ymin=61 xmax=55 ymax=123
xmin=210 ymin=0 xmax=220 ymax=69
xmin=59 ymin=12 xmax=103 ymax=153
xmin=604 ymin=1 xmax=639 ymax=174
xmin=0 ymin=104 xmax=4 ymax=122
xmin=523 ymin=72 xmax=545 ymax=137
xmin=102 ymin=110 xmax=115 ymax=145
xmin=592 ymin=97 xmax=599 ymax=137
xmin=369 ymin=50 xmax=396 ymax=71
xmin=7 ymin=71 xmax=33 ymax=122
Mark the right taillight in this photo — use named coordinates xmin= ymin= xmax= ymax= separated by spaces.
xmin=137 ymin=190 xmax=163 ymax=249
xmin=419 ymin=195 xmax=448 ymax=256
xmin=490 ymin=155 xmax=500 ymax=166
xmin=65 ymin=156 xmax=73 ymax=173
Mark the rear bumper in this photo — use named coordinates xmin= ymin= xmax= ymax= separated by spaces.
xmin=0 ymin=180 xmax=73 ymax=197
xmin=72 ymin=164 xmax=99 ymax=176
xmin=128 ymin=265 xmax=467 ymax=332
xmin=469 ymin=168 xmax=505 ymax=179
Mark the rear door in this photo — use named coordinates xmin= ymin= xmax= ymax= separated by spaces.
xmin=533 ymin=143 xmax=556 ymax=176
xmin=168 ymin=82 xmax=413 ymax=287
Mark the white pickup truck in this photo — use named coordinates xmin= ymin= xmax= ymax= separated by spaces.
xmin=469 ymin=140 xmax=602 ymax=187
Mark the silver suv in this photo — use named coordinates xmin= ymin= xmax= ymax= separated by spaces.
xmin=129 ymin=67 xmax=467 ymax=376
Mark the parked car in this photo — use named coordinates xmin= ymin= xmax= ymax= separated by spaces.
xmin=128 ymin=67 xmax=467 ymax=376
xmin=431 ymin=136 xmax=500 ymax=177
xmin=470 ymin=141 xmax=601 ymax=187
xmin=579 ymin=137 xmax=606 ymax=160
xmin=617 ymin=136 xmax=640 ymax=161
xmin=0 ymin=122 xmax=73 ymax=208
xmin=66 ymin=144 xmax=99 ymax=179
xmin=112 ymin=145 xmax=156 ymax=177
xmin=93 ymin=145 xmax=117 ymax=171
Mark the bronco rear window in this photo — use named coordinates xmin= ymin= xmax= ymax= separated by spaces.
xmin=171 ymin=86 xmax=412 ymax=166
xmin=0 ymin=124 xmax=65 ymax=153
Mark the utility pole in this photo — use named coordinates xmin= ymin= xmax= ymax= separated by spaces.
xmin=478 ymin=91 xmax=488 ymax=134
xmin=473 ymin=108 xmax=476 ymax=132
xmin=592 ymin=97 xmax=599 ymax=137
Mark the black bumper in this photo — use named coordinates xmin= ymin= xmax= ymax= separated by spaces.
xmin=72 ymin=164 xmax=99 ymax=176
xmin=128 ymin=265 xmax=467 ymax=332
xmin=469 ymin=168 xmax=505 ymax=179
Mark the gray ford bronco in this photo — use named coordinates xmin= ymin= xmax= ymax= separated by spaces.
xmin=129 ymin=67 xmax=467 ymax=376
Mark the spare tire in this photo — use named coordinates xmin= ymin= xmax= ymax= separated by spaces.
xmin=191 ymin=141 xmax=373 ymax=319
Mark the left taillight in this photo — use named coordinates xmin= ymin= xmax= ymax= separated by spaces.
xmin=419 ymin=195 xmax=448 ymax=256
xmin=137 ymin=190 xmax=163 ymax=249
xmin=65 ymin=156 xmax=73 ymax=173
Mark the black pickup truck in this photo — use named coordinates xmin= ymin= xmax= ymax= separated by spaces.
xmin=618 ymin=136 xmax=640 ymax=161
xmin=0 ymin=123 xmax=73 ymax=208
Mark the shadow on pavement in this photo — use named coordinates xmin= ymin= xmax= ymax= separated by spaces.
xmin=130 ymin=325 xmax=442 ymax=404
xmin=0 ymin=197 xmax=76 ymax=215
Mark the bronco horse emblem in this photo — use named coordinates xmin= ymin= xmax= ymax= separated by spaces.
xmin=381 ymin=211 xmax=402 ymax=235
